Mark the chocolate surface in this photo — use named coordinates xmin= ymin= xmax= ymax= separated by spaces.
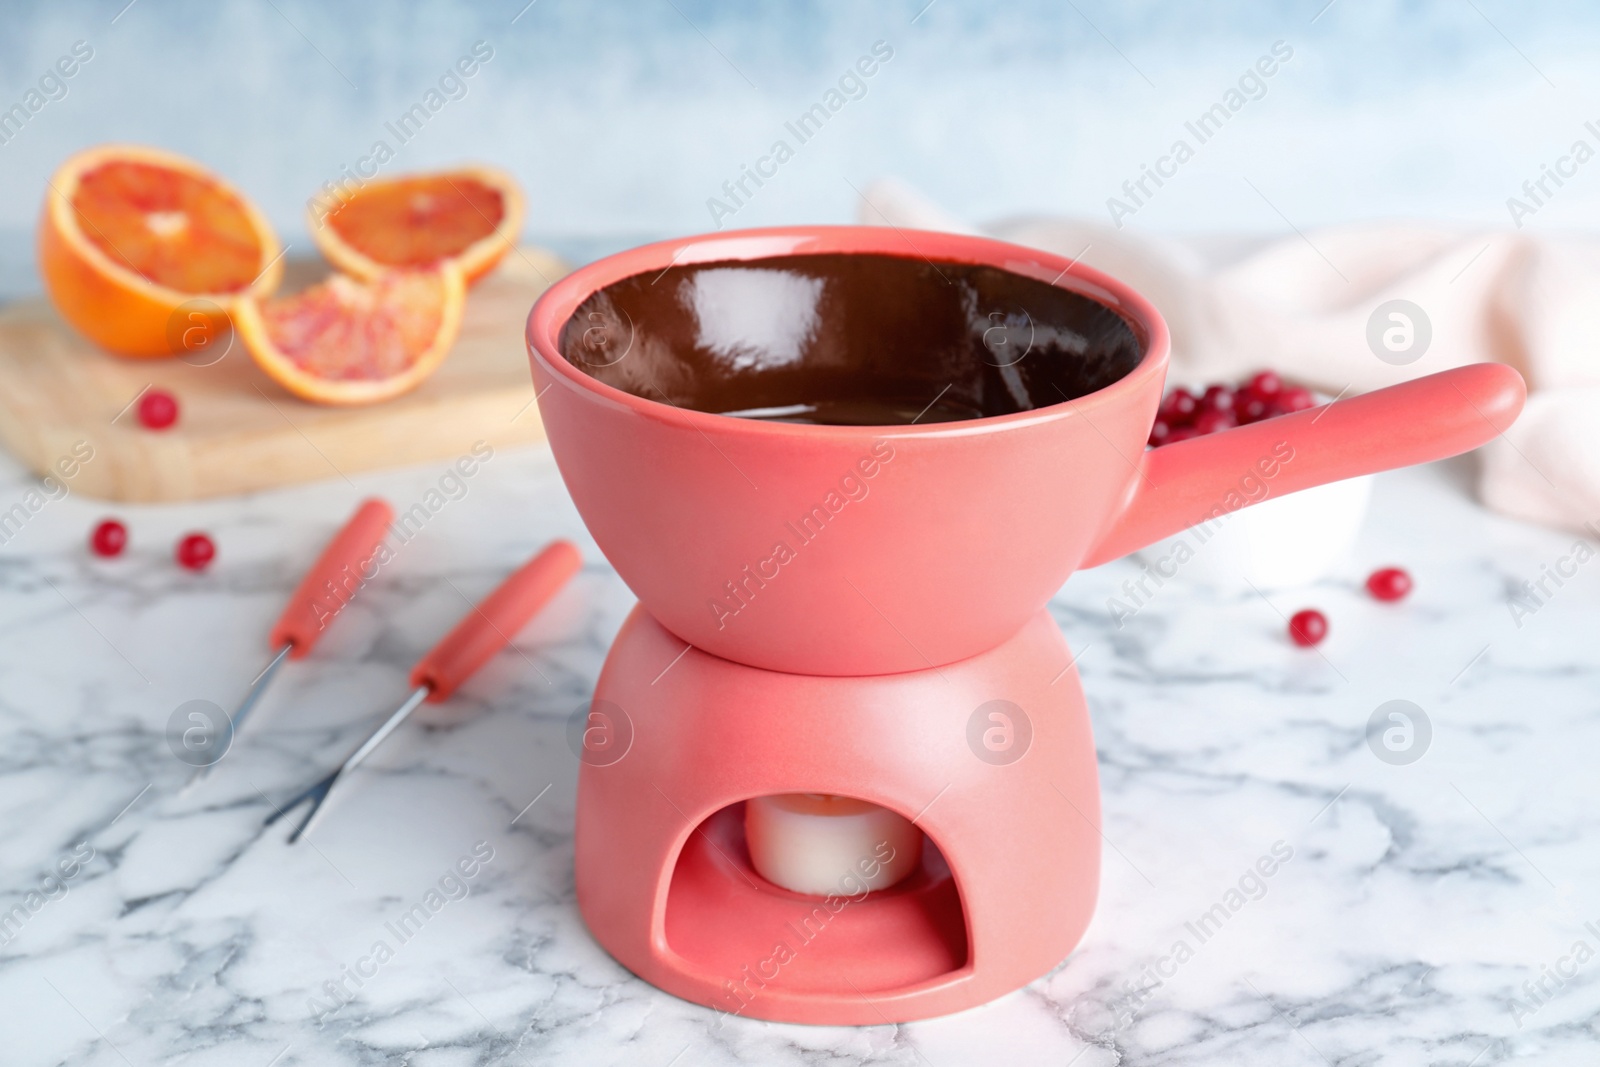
xmin=558 ymin=252 xmax=1145 ymax=425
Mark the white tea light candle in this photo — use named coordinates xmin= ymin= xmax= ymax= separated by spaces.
xmin=744 ymin=793 xmax=923 ymax=896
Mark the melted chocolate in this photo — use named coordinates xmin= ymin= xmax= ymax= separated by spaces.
xmin=558 ymin=252 xmax=1144 ymax=425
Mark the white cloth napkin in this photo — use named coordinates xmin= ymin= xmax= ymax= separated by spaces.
xmin=857 ymin=177 xmax=1600 ymax=533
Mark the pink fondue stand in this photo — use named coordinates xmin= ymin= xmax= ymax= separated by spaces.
xmin=525 ymin=226 xmax=1526 ymax=1025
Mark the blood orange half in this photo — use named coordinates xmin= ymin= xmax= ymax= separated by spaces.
xmin=234 ymin=263 xmax=466 ymax=406
xmin=39 ymin=144 xmax=283 ymax=358
xmin=309 ymin=166 xmax=524 ymax=285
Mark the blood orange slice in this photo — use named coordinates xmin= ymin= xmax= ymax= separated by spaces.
xmin=309 ymin=166 xmax=524 ymax=285
xmin=39 ymin=144 xmax=283 ymax=358
xmin=234 ymin=263 xmax=466 ymax=406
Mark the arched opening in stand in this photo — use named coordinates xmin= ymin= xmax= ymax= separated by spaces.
xmin=663 ymin=799 xmax=971 ymax=1000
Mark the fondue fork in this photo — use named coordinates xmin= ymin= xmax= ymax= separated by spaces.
xmin=186 ymin=498 xmax=395 ymax=789
xmin=266 ymin=539 xmax=581 ymax=843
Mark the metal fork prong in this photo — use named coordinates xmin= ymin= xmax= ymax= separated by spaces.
xmin=264 ymin=771 xmax=337 ymax=828
xmin=285 ymin=783 xmax=333 ymax=843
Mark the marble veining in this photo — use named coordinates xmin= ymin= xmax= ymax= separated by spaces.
xmin=0 ymin=442 xmax=1596 ymax=1066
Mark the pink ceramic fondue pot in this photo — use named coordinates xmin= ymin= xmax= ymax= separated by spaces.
xmin=527 ymin=226 xmax=1525 ymax=677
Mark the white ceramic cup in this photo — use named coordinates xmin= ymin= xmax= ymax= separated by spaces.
xmin=1135 ymin=474 xmax=1372 ymax=589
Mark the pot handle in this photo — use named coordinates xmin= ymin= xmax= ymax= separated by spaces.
xmin=1082 ymin=363 xmax=1527 ymax=568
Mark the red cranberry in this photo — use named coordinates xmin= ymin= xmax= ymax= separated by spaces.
xmin=1148 ymin=419 xmax=1172 ymax=447
xmin=1275 ymin=387 xmax=1315 ymax=414
xmin=138 ymin=389 xmax=179 ymax=430
xmin=1366 ymin=567 xmax=1413 ymax=602
xmin=175 ymin=532 xmax=216 ymax=571
xmin=1238 ymin=395 xmax=1271 ymax=424
xmin=1165 ymin=425 xmax=1200 ymax=444
xmin=1247 ymin=371 xmax=1282 ymax=397
xmin=1160 ymin=388 xmax=1199 ymax=424
xmin=1288 ymin=609 xmax=1328 ymax=647
xmin=90 ymin=519 xmax=127 ymax=558
xmin=1201 ymin=384 xmax=1235 ymax=413
xmin=1194 ymin=409 xmax=1237 ymax=436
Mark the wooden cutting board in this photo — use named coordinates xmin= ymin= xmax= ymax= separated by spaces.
xmin=0 ymin=247 xmax=567 ymax=502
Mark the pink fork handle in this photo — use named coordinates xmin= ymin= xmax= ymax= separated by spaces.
xmin=269 ymin=498 xmax=395 ymax=657
xmin=1083 ymin=363 xmax=1527 ymax=568
xmin=410 ymin=540 xmax=582 ymax=702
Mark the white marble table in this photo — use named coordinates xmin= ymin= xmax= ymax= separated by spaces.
xmin=0 ymin=425 xmax=1596 ymax=1065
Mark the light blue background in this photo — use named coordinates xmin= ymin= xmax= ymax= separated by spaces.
xmin=2 ymin=0 xmax=1597 ymax=271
